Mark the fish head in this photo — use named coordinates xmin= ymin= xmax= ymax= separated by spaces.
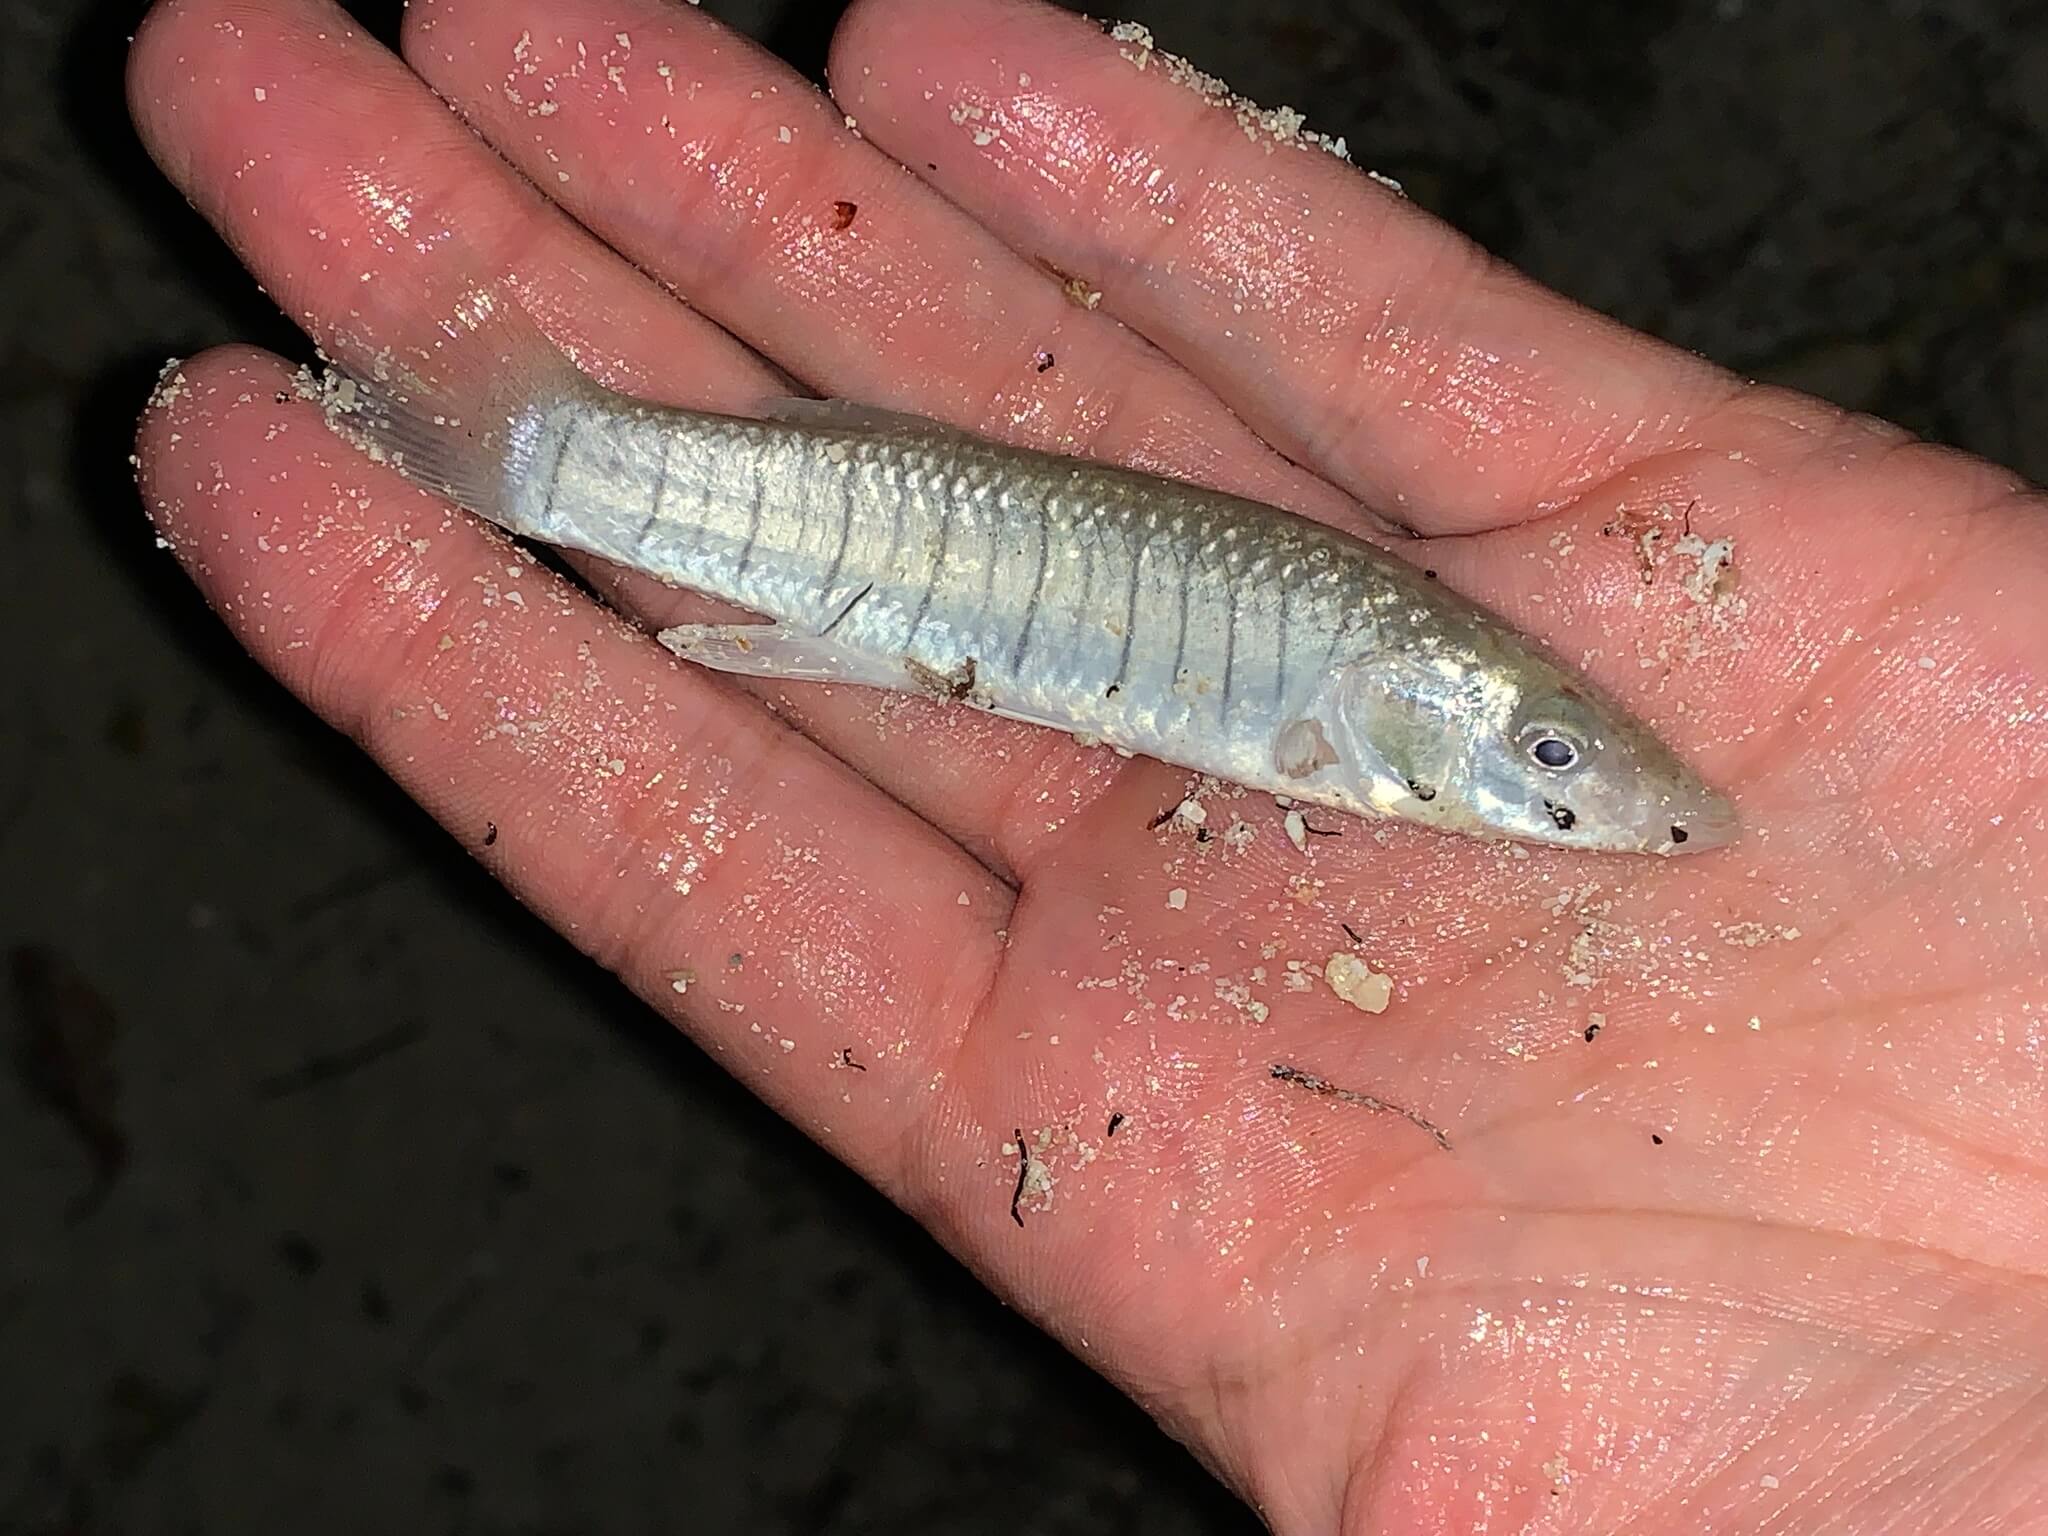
xmin=1307 ymin=649 xmax=1736 ymax=856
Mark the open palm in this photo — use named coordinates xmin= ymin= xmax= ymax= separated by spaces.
xmin=129 ymin=0 xmax=2048 ymax=1529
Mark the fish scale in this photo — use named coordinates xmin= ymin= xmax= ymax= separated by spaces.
xmin=540 ymin=404 xmax=1362 ymax=778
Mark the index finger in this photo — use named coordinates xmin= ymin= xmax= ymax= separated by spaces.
xmin=134 ymin=344 xmax=1008 ymax=1199
xmin=831 ymin=0 xmax=1748 ymax=535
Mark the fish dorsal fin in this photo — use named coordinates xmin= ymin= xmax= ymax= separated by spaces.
xmin=758 ymin=395 xmax=986 ymax=441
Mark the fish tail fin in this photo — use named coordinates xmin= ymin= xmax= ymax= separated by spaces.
xmin=315 ymin=280 xmax=602 ymax=537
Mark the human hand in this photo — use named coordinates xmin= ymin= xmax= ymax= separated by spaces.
xmin=128 ymin=0 xmax=2048 ymax=1529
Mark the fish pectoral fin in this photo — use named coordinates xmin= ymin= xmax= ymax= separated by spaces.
xmin=656 ymin=623 xmax=906 ymax=688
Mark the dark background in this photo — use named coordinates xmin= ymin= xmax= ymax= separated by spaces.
xmin=4 ymin=0 xmax=2044 ymax=1531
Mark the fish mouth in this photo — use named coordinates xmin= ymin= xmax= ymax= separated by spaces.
xmin=1654 ymin=785 xmax=1739 ymax=855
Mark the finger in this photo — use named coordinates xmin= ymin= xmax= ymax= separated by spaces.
xmin=135 ymin=345 xmax=1006 ymax=1191
xmin=124 ymin=0 xmax=1118 ymax=872
xmin=397 ymin=0 xmax=1365 ymax=530
xmin=829 ymin=0 xmax=1751 ymax=535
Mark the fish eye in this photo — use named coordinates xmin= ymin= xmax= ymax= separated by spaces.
xmin=1525 ymin=731 xmax=1582 ymax=771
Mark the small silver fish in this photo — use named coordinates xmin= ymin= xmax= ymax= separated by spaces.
xmin=324 ymin=287 xmax=1733 ymax=855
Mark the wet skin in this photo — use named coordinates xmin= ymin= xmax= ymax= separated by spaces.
xmin=129 ymin=0 xmax=2048 ymax=1530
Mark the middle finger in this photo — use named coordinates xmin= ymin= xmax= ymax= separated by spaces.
xmin=401 ymin=0 xmax=1361 ymax=525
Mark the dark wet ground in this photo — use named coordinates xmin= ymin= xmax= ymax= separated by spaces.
xmin=4 ymin=0 xmax=2043 ymax=1530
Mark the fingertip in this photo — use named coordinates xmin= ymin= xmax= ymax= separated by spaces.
xmin=823 ymin=0 xmax=905 ymax=107
xmin=133 ymin=346 xmax=316 ymax=590
xmin=125 ymin=0 xmax=220 ymax=181
xmin=828 ymin=0 xmax=1058 ymax=123
xmin=132 ymin=343 xmax=458 ymax=683
xmin=135 ymin=344 xmax=291 ymax=505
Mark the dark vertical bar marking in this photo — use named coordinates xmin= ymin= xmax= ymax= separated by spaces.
xmin=973 ymin=484 xmax=1004 ymax=642
xmin=1112 ymin=530 xmax=1147 ymax=696
xmin=732 ymin=452 xmax=765 ymax=582
xmin=1008 ymin=504 xmax=1053 ymax=673
xmin=1168 ymin=546 xmax=1191 ymax=692
xmin=819 ymin=451 xmax=855 ymax=597
xmin=635 ymin=421 xmax=671 ymax=550
xmin=1220 ymin=577 xmax=1240 ymax=723
xmin=906 ymin=480 xmax=954 ymax=640
xmin=539 ymin=407 xmax=581 ymax=532
xmin=786 ymin=435 xmax=818 ymax=573
xmin=1275 ymin=560 xmax=1293 ymax=711
xmin=1071 ymin=513 xmax=1098 ymax=690
xmin=867 ymin=450 xmax=910 ymax=652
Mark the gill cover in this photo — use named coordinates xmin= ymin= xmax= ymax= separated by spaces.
xmin=1317 ymin=654 xmax=1488 ymax=818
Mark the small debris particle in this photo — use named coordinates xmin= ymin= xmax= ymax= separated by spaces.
xmin=1718 ymin=921 xmax=1802 ymax=948
xmin=1340 ymin=922 xmax=1364 ymax=946
xmin=277 ymin=1231 xmax=321 ymax=1275
xmin=1583 ymin=1012 xmax=1605 ymax=1042
xmin=830 ymin=199 xmax=858 ymax=230
xmin=1108 ymin=19 xmax=1156 ymax=55
xmin=256 ymin=1020 xmax=426 ymax=1098
xmin=1651 ymin=1132 xmax=1665 ymax=1145
xmin=1269 ymin=1063 xmax=1450 ymax=1150
xmin=1601 ymin=505 xmax=1665 ymax=583
xmin=1105 ymin=20 xmax=1350 ymax=159
xmin=1284 ymin=809 xmax=1308 ymax=853
xmin=776 ymin=125 xmax=792 ymax=143
xmin=1323 ymin=953 xmax=1392 ymax=1014
xmin=1759 ymin=1474 xmax=1781 ymax=1490
xmin=1175 ymin=797 xmax=1207 ymax=827
xmin=1039 ymin=258 xmax=1103 ymax=309
xmin=906 ymin=654 xmax=978 ymax=701
xmin=12 ymin=944 xmax=127 ymax=1189
xmin=836 ymin=1048 xmax=866 ymax=1072
xmin=1033 ymin=349 xmax=1055 ymax=372
xmin=1673 ymin=531 xmax=1737 ymax=605
xmin=1166 ymin=887 xmax=1188 ymax=911
xmin=483 ymin=822 xmax=498 ymax=847
xmin=664 ymin=969 xmax=694 ymax=995
xmin=1106 ymin=1112 xmax=1125 ymax=1137
xmin=957 ymin=890 xmax=971 ymax=906
xmin=1009 ymin=1128 xmax=1031 ymax=1226
xmin=1274 ymin=717 xmax=1340 ymax=777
